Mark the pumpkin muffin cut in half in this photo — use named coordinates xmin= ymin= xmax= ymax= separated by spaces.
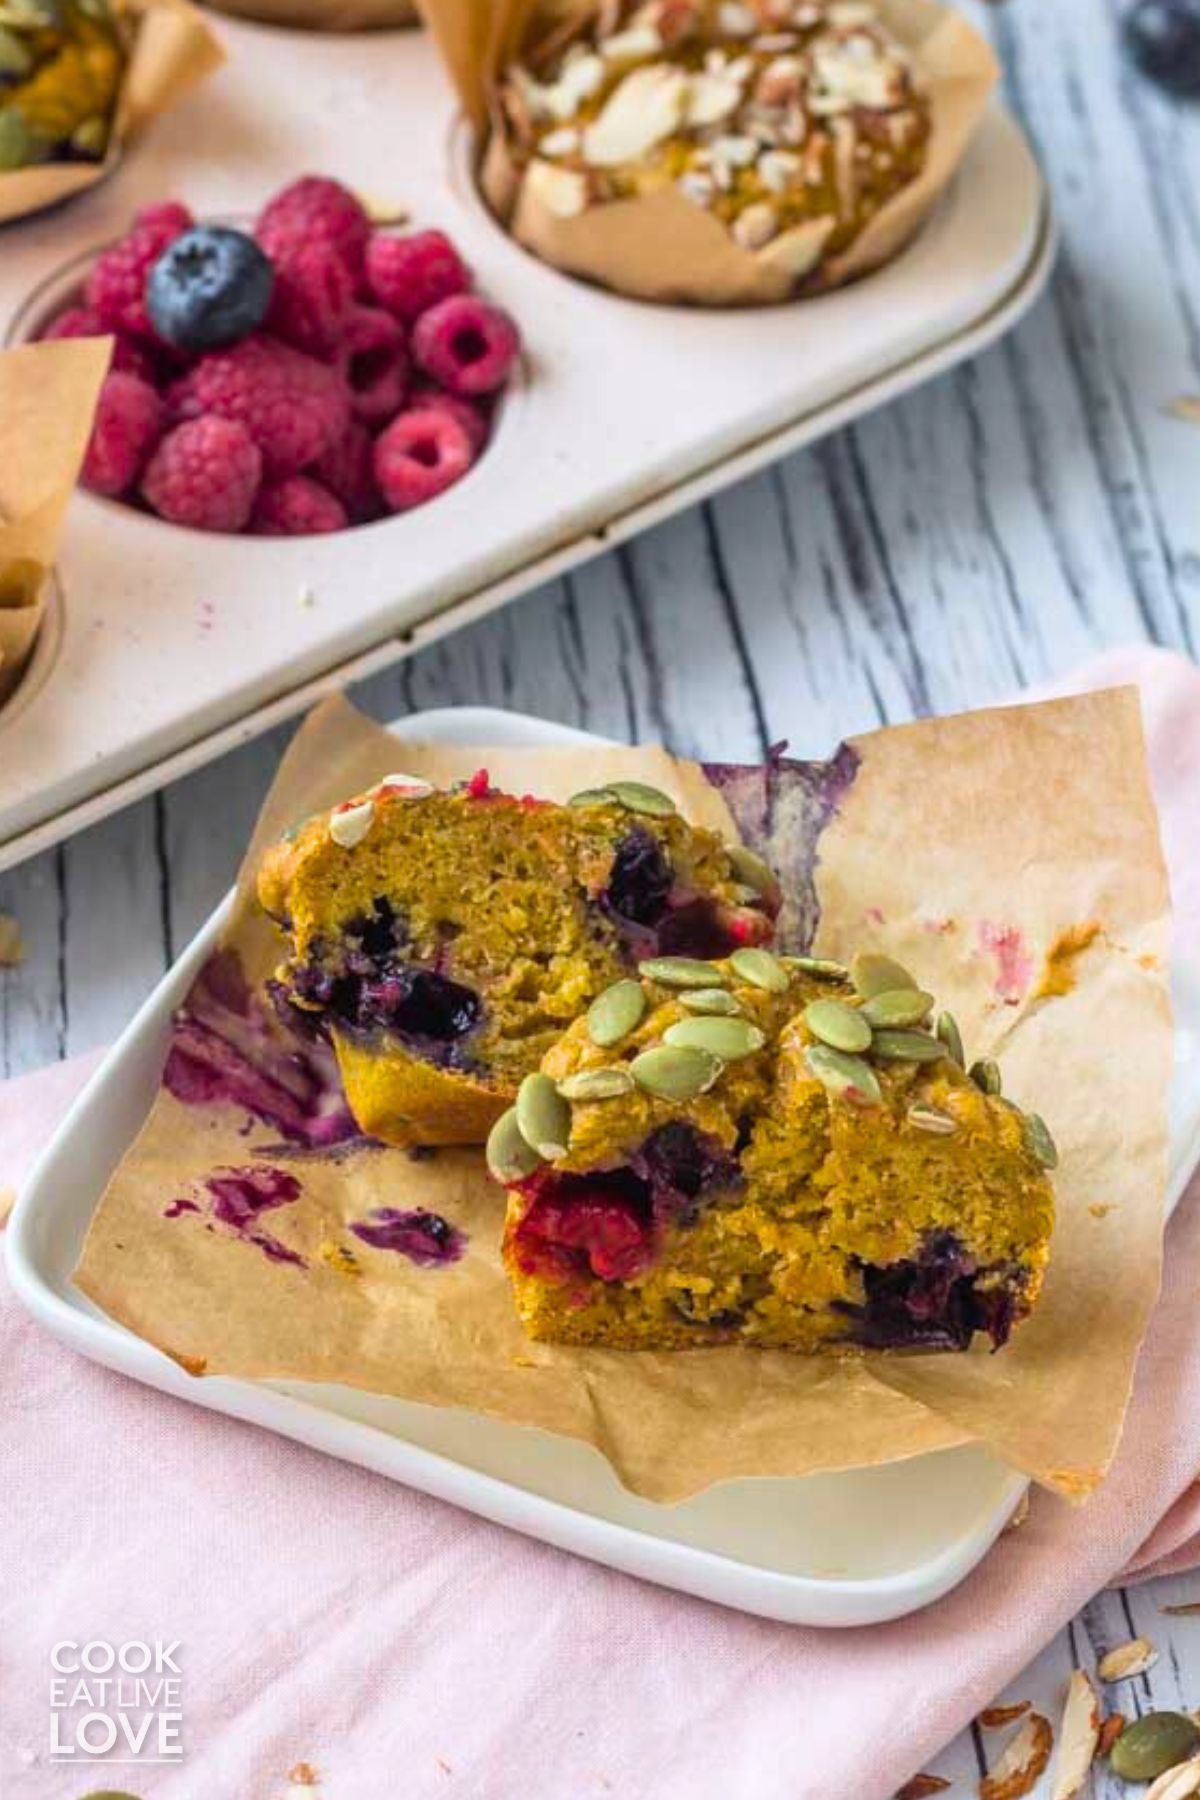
xmin=257 ymin=771 xmax=780 ymax=1146
xmin=491 ymin=948 xmax=1057 ymax=1352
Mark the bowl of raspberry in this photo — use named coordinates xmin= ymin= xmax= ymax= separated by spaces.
xmin=35 ymin=176 xmax=523 ymax=536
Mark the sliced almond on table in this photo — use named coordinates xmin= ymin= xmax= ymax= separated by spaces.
xmin=896 ymin=1778 xmax=950 ymax=1800
xmin=1164 ymin=1602 xmax=1200 ymax=1616
xmin=1098 ymin=1713 xmax=1128 ymax=1756
xmin=1051 ymin=1670 xmax=1101 ymax=1800
xmin=1147 ymin=1755 xmax=1200 ymax=1800
xmin=0 ymin=912 xmax=24 ymax=966
xmin=980 ymin=1702 xmax=1032 ymax=1729
xmin=1098 ymin=1636 xmax=1159 ymax=1682
xmin=979 ymin=1712 xmax=1054 ymax=1800
xmin=1168 ymin=396 xmax=1200 ymax=427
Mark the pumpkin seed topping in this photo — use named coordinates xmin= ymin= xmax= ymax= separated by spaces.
xmin=861 ymin=988 xmax=934 ymax=1029
xmin=727 ymin=843 xmax=777 ymax=898
xmin=1023 ymin=1112 xmax=1059 ymax=1170
xmin=587 ymin=978 xmax=646 ymax=1046
xmin=804 ymin=997 xmax=872 ymax=1054
xmin=679 ymin=987 xmax=743 ymax=1016
xmin=730 ymin=946 xmax=789 ymax=993
xmin=783 ymin=955 xmax=850 ymax=981
xmin=608 ymin=779 xmax=677 ymax=817
xmin=557 ymin=1067 xmax=637 ymax=1102
xmin=908 ymin=1105 xmax=959 ymax=1136
xmin=804 ymin=1043 xmax=882 ymax=1107
xmin=936 ymin=1010 xmax=965 ymax=1067
xmin=969 ymin=1058 xmax=1003 ymax=1096
xmin=639 ymin=956 xmax=727 ymax=988
xmin=566 ymin=786 xmax=619 ymax=809
xmin=870 ymin=1028 xmax=945 ymax=1064
xmin=664 ymin=1017 xmax=766 ymax=1060
xmin=630 ymin=1044 xmax=723 ymax=1101
xmin=486 ymin=1107 xmax=543 ymax=1183
xmin=851 ymin=951 xmax=916 ymax=998
xmin=515 ymin=1073 xmax=573 ymax=1160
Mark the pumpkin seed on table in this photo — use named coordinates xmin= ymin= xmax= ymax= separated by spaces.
xmin=630 ymin=1044 xmax=723 ymax=1101
xmin=1023 ymin=1112 xmax=1059 ymax=1170
xmin=804 ymin=997 xmax=872 ymax=1055
xmin=639 ymin=955 xmax=727 ymax=988
xmin=728 ymin=843 xmax=777 ymax=897
xmin=851 ymin=951 xmax=916 ymax=998
xmin=486 ymin=1107 xmax=543 ymax=1182
xmin=557 ymin=1067 xmax=636 ymax=1102
xmin=937 ymin=1010 xmax=965 ymax=1067
xmin=515 ymin=1073 xmax=572 ymax=1159
xmin=567 ymin=786 xmax=618 ymax=809
xmin=1110 ymin=1713 xmax=1200 ymax=1782
xmin=870 ymin=1029 xmax=945 ymax=1064
xmin=664 ymin=1016 xmax=766 ymax=1060
xmin=608 ymin=780 xmax=676 ymax=817
xmin=679 ymin=987 xmax=743 ymax=1016
xmin=587 ymin=978 xmax=646 ymax=1046
xmin=970 ymin=1057 xmax=1003 ymax=1096
xmin=908 ymin=1105 xmax=959 ymax=1136
xmin=804 ymin=1043 xmax=882 ymax=1106
xmin=730 ymin=946 xmax=789 ymax=993
xmin=861 ymin=988 xmax=934 ymax=1029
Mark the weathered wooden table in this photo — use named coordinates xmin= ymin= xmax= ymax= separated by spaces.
xmin=3 ymin=0 xmax=1199 ymax=1783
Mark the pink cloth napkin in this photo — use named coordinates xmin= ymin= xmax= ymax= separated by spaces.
xmin=5 ymin=645 xmax=1200 ymax=1800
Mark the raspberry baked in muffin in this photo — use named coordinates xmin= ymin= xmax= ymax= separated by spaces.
xmin=257 ymin=771 xmax=780 ymax=1147
xmin=492 ymin=947 xmax=1056 ymax=1352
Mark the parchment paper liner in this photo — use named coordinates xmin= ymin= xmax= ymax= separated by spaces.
xmin=0 ymin=0 xmax=224 ymax=226
xmin=75 ymin=687 xmax=1171 ymax=1504
xmin=200 ymin=0 xmax=414 ymax=31
xmin=416 ymin=0 xmax=1000 ymax=304
xmin=0 ymin=337 xmax=110 ymax=706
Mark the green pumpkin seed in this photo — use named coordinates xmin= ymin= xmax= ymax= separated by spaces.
xmin=870 ymin=1029 xmax=944 ymax=1064
xmin=969 ymin=1057 xmax=1003 ymax=1097
xmin=805 ymin=1044 xmax=882 ymax=1106
xmin=936 ymin=1010 xmax=965 ymax=1067
xmin=608 ymin=780 xmax=677 ymax=817
xmin=851 ymin=951 xmax=916 ymax=999
xmin=485 ymin=1107 xmax=543 ymax=1183
xmin=861 ymin=988 xmax=934 ymax=1029
xmin=730 ymin=884 xmax=761 ymax=906
xmin=728 ymin=843 xmax=777 ymax=898
xmin=1111 ymin=1713 xmax=1200 ymax=1783
xmin=1023 ymin=1112 xmax=1059 ymax=1170
xmin=730 ymin=946 xmax=789 ymax=993
xmin=783 ymin=955 xmax=850 ymax=981
xmin=679 ymin=988 xmax=743 ymax=1016
xmin=567 ymin=786 xmax=618 ymax=809
xmin=639 ymin=956 xmax=727 ymax=989
xmin=557 ymin=1067 xmax=636 ymax=1102
xmin=804 ymin=997 xmax=872 ymax=1054
xmin=587 ymin=978 xmax=646 ymax=1046
xmin=0 ymin=26 xmax=32 ymax=75
xmin=630 ymin=1044 xmax=723 ymax=1101
xmin=908 ymin=1105 xmax=959 ymax=1136
xmin=71 ymin=113 xmax=109 ymax=157
xmin=515 ymin=1073 xmax=572 ymax=1159
xmin=664 ymin=1017 xmax=766 ymax=1060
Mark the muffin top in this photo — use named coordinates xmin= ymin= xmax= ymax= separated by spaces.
xmin=501 ymin=0 xmax=932 ymax=278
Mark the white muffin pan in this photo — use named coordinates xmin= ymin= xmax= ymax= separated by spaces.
xmin=0 ymin=20 xmax=1053 ymax=873
xmin=8 ymin=707 xmax=1198 ymax=1628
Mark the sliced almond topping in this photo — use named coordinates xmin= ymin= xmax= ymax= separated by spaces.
xmin=329 ymin=799 xmax=374 ymax=849
xmin=732 ymin=200 xmax=779 ymax=248
xmin=525 ymin=160 xmax=590 ymax=218
xmin=540 ymin=125 xmax=581 ymax=157
xmin=896 ymin=1779 xmax=951 ymax=1800
xmin=1051 ymin=1671 xmax=1101 ymax=1800
xmin=980 ymin=1702 xmax=1032 ymax=1729
xmin=759 ymin=147 xmax=801 ymax=191
xmin=514 ymin=51 xmax=606 ymax=123
xmin=1098 ymin=1637 xmax=1159 ymax=1682
xmin=1147 ymin=1756 xmax=1200 ymax=1800
xmin=979 ymin=1712 xmax=1054 ymax=1800
xmin=1097 ymin=1714 xmax=1127 ymax=1757
xmin=685 ymin=68 xmax=744 ymax=125
xmin=582 ymin=64 xmax=688 ymax=166
xmin=754 ymin=213 xmax=835 ymax=279
xmin=717 ymin=0 xmax=756 ymax=31
xmin=601 ymin=22 xmax=664 ymax=59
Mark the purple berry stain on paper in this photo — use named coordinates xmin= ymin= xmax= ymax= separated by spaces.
xmin=165 ymin=1164 xmax=306 ymax=1268
xmin=977 ymin=920 xmax=1034 ymax=1005
xmin=348 ymin=1207 xmax=465 ymax=1267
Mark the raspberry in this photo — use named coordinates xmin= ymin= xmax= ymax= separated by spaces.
xmin=311 ymin=419 xmax=381 ymax=522
xmin=85 ymin=215 xmax=190 ymax=339
xmin=81 ymin=372 xmax=164 ymax=498
xmin=168 ymin=335 xmax=349 ymax=477
xmin=142 ymin=416 xmax=263 ymax=532
xmin=251 ymin=475 xmax=347 ymax=535
xmin=410 ymin=295 xmax=519 ymax=396
xmin=364 ymin=229 xmax=469 ymax=323
xmin=373 ymin=406 xmax=475 ymax=513
xmin=256 ymin=176 xmax=370 ymax=281
xmin=266 ymin=240 xmax=354 ymax=358
xmin=135 ymin=200 xmax=194 ymax=238
xmin=410 ymin=386 xmax=489 ymax=454
xmin=340 ymin=305 xmax=407 ymax=423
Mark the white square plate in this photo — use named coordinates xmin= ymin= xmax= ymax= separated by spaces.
xmin=9 ymin=707 xmax=1195 ymax=1627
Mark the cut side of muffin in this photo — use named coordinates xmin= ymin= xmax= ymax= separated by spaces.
xmin=257 ymin=770 xmax=779 ymax=1146
xmin=495 ymin=948 xmax=1057 ymax=1352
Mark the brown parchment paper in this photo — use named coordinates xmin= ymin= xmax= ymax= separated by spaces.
xmin=75 ymin=686 xmax=1172 ymax=1504
xmin=416 ymin=0 xmax=999 ymax=305
xmin=0 ymin=337 xmax=111 ymax=705
xmin=0 ymin=0 xmax=224 ymax=226
xmin=201 ymin=0 xmax=414 ymax=30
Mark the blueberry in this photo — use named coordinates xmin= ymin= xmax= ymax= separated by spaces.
xmin=146 ymin=226 xmax=274 ymax=351
xmin=1124 ymin=0 xmax=1200 ymax=97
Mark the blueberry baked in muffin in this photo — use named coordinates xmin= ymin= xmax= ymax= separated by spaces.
xmin=257 ymin=770 xmax=780 ymax=1147
xmin=491 ymin=947 xmax=1056 ymax=1352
